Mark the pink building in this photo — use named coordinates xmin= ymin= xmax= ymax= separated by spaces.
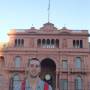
xmin=0 ymin=22 xmax=90 ymax=90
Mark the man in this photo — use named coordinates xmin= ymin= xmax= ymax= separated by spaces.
xmin=21 ymin=58 xmax=52 ymax=90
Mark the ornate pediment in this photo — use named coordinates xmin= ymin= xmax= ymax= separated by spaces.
xmin=40 ymin=22 xmax=57 ymax=31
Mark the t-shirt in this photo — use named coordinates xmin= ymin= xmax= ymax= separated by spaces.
xmin=21 ymin=78 xmax=52 ymax=90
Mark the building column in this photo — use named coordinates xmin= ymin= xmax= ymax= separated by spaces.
xmin=56 ymin=69 xmax=59 ymax=90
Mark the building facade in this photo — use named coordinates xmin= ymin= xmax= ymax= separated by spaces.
xmin=0 ymin=22 xmax=90 ymax=90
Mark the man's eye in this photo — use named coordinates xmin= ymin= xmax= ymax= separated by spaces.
xmin=36 ymin=65 xmax=40 ymax=68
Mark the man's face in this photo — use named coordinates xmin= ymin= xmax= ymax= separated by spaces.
xmin=28 ymin=60 xmax=41 ymax=78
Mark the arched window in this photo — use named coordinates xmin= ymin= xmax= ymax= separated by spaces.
xmin=77 ymin=40 xmax=79 ymax=48
xmin=73 ymin=40 xmax=83 ymax=48
xmin=75 ymin=57 xmax=81 ymax=69
xmin=47 ymin=39 xmax=50 ymax=44
xmin=37 ymin=39 xmax=41 ymax=47
xmin=51 ymin=39 xmax=55 ymax=48
xmin=47 ymin=39 xmax=50 ymax=48
xmin=73 ymin=40 xmax=75 ymax=48
xmin=42 ymin=39 xmax=46 ymax=48
xmin=80 ymin=40 xmax=83 ymax=48
xmin=12 ymin=74 xmax=21 ymax=90
xmin=75 ymin=76 xmax=82 ymax=90
xmin=15 ymin=39 xmax=24 ymax=47
xmin=51 ymin=39 xmax=54 ymax=45
xmin=15 ymin=56 xmax=21 ymax=67
xmin=15 ymin=39 xmax=18 ymax=47
xmin=0 ymin=56 xmax=5 ymax=68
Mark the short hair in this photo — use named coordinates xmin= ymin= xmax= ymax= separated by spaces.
xmin=27 ymin=58 xmax=41 ymax=67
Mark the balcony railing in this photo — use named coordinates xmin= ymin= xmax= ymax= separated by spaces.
xmin=60 ymin=67 xmax=88 ymax=74
xmin=60 ymin=68 xmax=69 ymax=73
xmin=4 ymin=66 xmax=26 ymax=72
xmin=70 ymin=68 xmax=88 ymax=74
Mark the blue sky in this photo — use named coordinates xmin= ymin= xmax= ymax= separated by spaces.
xmin=0 ymin=0 xmax=90 ymax=42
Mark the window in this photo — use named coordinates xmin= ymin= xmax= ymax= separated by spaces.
xmin=76 ymin=40 xmax=79 ymax=48
xmin=80 ymin=40 xmax=83 ymax=48
xmin=37 ymin=39 xmax=41 ymax=47
xmin=15 ymin=56 xmax=21 ymax=67
xmin=37 ymin=39 xmax=59 ymax=48
xmin=12 ymin=74 xmax=21 ymax=90
xmin=60 ymin=79 xmax=68 ymax=90
xmin=0 ymin=56 xmax=5 ymax=67
xmin=15 ymin=39 xmax=24 ymax=47
xmin=51 ymin=39 xmax=55 ymax=48
xmin=73 ymin=40 xmax=83 ymax=48
xmin=42 ymin=39 xmax=46 ymax=48
xmin=75 ymin=57 xmax=81 ymax=69
xmin=75 ymin=77 xmax=82 ymax=90
xmin=62 ymin=60 xmax=68 ymax=70
xmin=47 ymin=39 xmax=50 ymax=48
xmin=15 ymin=39 xmax=18 ymax=47
xmin=73 ymin=40 xmax=75 ymax=48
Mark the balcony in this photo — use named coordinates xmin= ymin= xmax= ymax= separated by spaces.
xmin=59 ymin=67 xmax=88 ymax=74
xmin=70 ymin=67 xmax=88 ymax=74
xmin=4 ymin=66 xmax=26 ymax=72
xmin=60 ymin=68 xmax=69 ymax=73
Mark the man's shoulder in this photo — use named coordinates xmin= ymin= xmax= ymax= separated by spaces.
xmin=39 ymin=80 xmax=48 ymax=85
xmin=40 ymin=80 xmax=52 ymax=90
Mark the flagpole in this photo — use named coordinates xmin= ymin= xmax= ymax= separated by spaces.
xmin=48 ymin=0 xmax=50 ymax=23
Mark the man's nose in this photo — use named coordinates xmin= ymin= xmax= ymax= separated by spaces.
xmin=33 ymin=66 xmax=37 ymax=69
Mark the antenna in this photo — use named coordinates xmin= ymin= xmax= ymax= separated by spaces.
xmin=48 ymin=0 xmax=50 ymax=23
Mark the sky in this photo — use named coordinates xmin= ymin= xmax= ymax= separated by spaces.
xmin=0 ymin=0 xmax=90 ymax=42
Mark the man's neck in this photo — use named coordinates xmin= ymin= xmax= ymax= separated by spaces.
xmin=29 ymin=76 xmax=40 ymax=85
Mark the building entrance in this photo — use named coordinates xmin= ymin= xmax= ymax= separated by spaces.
xmin=40 ymin=58 xmax=56 ymax=90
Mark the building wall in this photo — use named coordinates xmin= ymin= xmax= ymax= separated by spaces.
xmin=0 ymin=23 xmax=90 ymax=90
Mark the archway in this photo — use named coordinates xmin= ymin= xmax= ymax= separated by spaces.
xmin=40 ymin=58 xmax=56 ymax=90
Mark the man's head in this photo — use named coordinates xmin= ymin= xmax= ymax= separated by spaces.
xmin=27 ymin=58 xmax=41 ymax=78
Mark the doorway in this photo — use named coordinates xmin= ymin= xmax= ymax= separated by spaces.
xmin=40 ymin=58 xmax=56 ymax=90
